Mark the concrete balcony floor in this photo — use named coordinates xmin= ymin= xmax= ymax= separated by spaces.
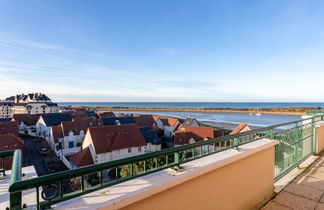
xmin=263 ymin=155 xmax=324 ymax=210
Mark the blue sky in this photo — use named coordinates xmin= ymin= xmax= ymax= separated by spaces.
xmin=0 ymin=0 xmax=324 ymax=102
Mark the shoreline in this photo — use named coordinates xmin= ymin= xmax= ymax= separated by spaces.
xmin=65 ymin=106 xmax=321 ymax=116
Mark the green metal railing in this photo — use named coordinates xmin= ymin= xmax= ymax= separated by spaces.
xmin=4 ymin=114 xmax=324 ymax=209
xmin=0 ymin=150 xmax=16 ymax=177
xmin=306 ymin=110 xmax=324 ymax=115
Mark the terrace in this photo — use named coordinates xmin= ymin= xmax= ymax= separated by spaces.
xmin=1 ymin=114 xmax=324 ymax=209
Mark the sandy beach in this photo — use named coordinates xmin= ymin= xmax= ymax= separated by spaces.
xmin=66 ymin=106 xmax=320 ymax=116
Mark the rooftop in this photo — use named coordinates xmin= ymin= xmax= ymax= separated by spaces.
xmin=2 ymin=114 xmax=324 ymax=209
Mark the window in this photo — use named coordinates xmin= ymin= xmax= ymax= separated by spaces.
xmin=138 ymin=147 xmax=142 ymax=152
xmin=128 ymin=148 xmax=131 ymax=153
xmin=69 ymin=141 xmax=74 ymax=148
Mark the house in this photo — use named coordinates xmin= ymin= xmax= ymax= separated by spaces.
xmin=70 ymin=110 xmax=99 ymax=119
xmin=229 ymin=123 xmax=251 ymax=135
xmin=174 ymin=126 xmax=214 ymax=146
xmin=82 ymin=124 xmax=146 ymax=163
xmin=0 ymin=134 xmax=24 ymax=169
xmin=97 ymin=111 xmax=115 ymax=118
xmin=136 ymin=115 xmax=156 ymax=129
xmin=69 ymin=147 xmax=94 ymax=169
xmin=60 ymin=118 xmax=103 ymax=149
xmin=161 ymin=118 xmax=180 ymax=138
xmin=36 ymin=113 xmax=72 ymax=139
xmin=181 ymin=118 xmax=199 ymax=129
xmin=49 ymin=125 xmax=64 ymax=150
xmin=102 ymin=117 xmax=136 ymax=126
xmin=153 ymin=116 xmax=164 ymax=130
xmin=139 ymin=127 xmax=161 ymax=152
xmin=214 ymin=129 xmax=225 ymax=138
xmin=0 ymin=121 xmax=19 ymax=136
xmin=86 ymin=111 xmax=99 ymax=118
xmin=12 ymin=114 xmax=40 ymax=135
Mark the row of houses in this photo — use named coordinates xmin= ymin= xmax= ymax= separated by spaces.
xmin=0 ymin=107 xmax=252 ymax=172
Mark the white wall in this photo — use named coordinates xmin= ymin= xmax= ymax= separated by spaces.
xmin=36 ymin=117 xmax=50 ymax=139
xmin=95 ymin=146 xmax=146 ymax=163
xmin=145 ymin=143 xmax=161 ymax=152
xmin=155 ymin=119 xmax=164 ymax=130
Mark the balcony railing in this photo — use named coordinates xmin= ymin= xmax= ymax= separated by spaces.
xmin=3 ymin=114 xmax=324 ymax=210
xmin=306 ymin=109 xmax=324 ymax=115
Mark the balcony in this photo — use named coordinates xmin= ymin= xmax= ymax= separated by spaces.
xmin=1 ymin=114 xmax=324 ymax=209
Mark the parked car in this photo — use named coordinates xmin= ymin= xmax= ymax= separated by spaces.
xmin=41 ymin=148 xmax=49 ymax=155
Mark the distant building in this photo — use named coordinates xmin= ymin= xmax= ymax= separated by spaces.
xmin=0 ymin=134 xmax=24 ymax=169
xmin=181 ymin=118 xmax=199 ymax=129
xmin=229 ymin=123 xmax=251 ymax=135
xmin=0 ymin=92 xmax=59 ymax=118
xmin=82 ymin=124 xmax=147 ymax=163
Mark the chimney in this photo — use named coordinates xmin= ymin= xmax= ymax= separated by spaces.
xmin=15 ymin=94 xmax=19 ymax=103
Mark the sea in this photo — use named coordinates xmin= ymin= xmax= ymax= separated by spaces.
xmin=58 ymin=102 xmax=324 ymax=128
xmin=58 ymin=102 xmax=324 ymax=109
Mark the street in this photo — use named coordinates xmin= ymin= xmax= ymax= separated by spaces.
xmin=22 ymin=136 xmax=73 ymax=197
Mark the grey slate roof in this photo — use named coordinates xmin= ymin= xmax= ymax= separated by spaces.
xmin=140 ymin=127 xmax=161 ymax=145
xmin=86 ymin=111 xmax=99 ymax=118
xmin=182 ymin=118 xmax=199 ymax=128
xmin=41 ymin=113 xmax=72 ymax=127
xmin=0 ymin=118 xmax=11 ymax=122
xmin=102 ymin=117 xmax=136 ymax=126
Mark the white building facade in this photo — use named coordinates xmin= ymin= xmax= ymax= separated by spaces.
xmin=0 ymin=93 xmax=59 ymax=118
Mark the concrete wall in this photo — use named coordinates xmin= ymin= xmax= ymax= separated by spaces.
xmin=315 ymin=122 xmax=324 ymax=154
xmin=117 ymin=144 xmax=275 ymax=210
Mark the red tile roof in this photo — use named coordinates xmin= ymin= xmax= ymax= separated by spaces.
xmin=88 ymin=124 xmax=146 ymax=154
xmin=174 ymin=132 xmax=197 ymax=145
xmin=61 ymin=117 xmax=103 ymax=137
xmin=174 ymin=126 xmax=214 ymax=145
xmin=52 ymin=125 xmax=63 ymax=143
xmin=0 ymin=134 xmax=24 ymax=169
xmin=13 ymin=114 xmax=40 ymax=126
xmin=137 ymin=115 xmax=156 ymax=128
xmin=161 ymin=118 xmax=179 ymax=126
xmin=153 ymin=116 xmax=160 ymax=121
xmin=185 ymin=127 xmax=214 ymax=139
xmin=214 ymin=130 xmax=225 ymax=138
xmin=229 ymin=123 xmax=251 ymax=135
xmin=69 ymin=147 xmax=94 ymax=167
xmin=0 ymin=121 xmax=19 ymax=136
